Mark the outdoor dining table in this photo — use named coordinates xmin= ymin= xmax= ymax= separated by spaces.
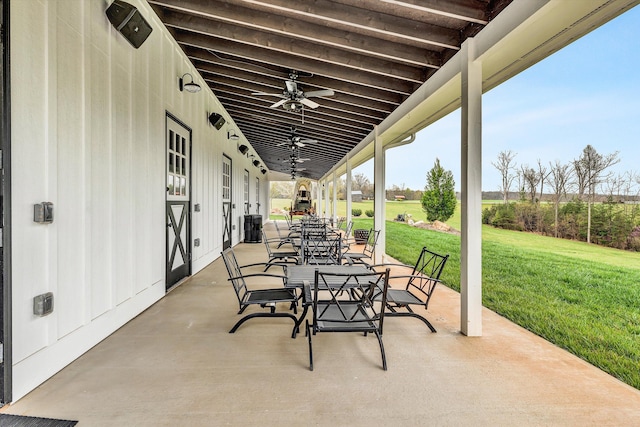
xmin=285 ymin=265 xmax=372 ymax=289
xmin=285 ymin=264 xmax=372 ymax=337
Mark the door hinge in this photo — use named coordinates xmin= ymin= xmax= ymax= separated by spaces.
xmin=0 ymin=343 xmax=3 ymax=364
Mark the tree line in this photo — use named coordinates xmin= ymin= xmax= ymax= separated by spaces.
xmin=487 ymin=145 xmax=640 ymax=250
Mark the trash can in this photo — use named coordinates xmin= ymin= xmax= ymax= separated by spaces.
xmin=244 ymin=214 xmax=262 ymax=243
xmin=353 ymin=229 xmax=369 ymax=245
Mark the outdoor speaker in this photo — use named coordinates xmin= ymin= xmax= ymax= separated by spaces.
xmin=106 ymin=0 xmax=153 ymax=49
xmin=208 ymin=113 xmax=226 ymax=130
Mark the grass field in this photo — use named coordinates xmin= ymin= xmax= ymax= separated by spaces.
xmin=270 ymin=198 xmax=640 ymax=390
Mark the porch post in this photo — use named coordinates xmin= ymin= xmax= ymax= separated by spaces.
xmin=324 ymin=178 xmax=330 ymax=219
xmin=345 ymin=155 xmax=352 ymax=227
xmin=316 ymin=180 xmax=322 ymax=217
xmin=332 ymin=171 xmax=338 ymax=223
xmin=460 ymin=37 xmax=483 ymax=336
xmin=373 ymin=125 xmax=385 ymax=264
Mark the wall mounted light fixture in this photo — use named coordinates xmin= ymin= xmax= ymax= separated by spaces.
xmin=227 ymin=130 xmax=239 ymax=141
xmin=253 ymin=160 xmax=260 ymax=167
xmin=179 ymin=73 xmax=201 ymax=93
xmin=238 ymin=144 xmax=249 ymax=155
xmin=261 ymin=168 xmax=267 ymax=175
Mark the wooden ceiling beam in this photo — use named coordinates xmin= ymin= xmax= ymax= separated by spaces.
xmin=186 ymin=48 xmax=407 ymax=105
xmin=231 ymin=0 xmax=462 ymax=49
xmin=162 ymin=12 xmax=428 ymax=83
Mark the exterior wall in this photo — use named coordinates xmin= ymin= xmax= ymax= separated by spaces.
xmin=9 ymin=0 xmax=266 ymax=401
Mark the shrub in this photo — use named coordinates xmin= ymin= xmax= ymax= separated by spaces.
xmin=365 ymin=209 xmax=374 ymax=217
xmin=421 ymin=158 xmax=456 ymax=222
xmin=352 ymin=208 xmax=362 ymax=217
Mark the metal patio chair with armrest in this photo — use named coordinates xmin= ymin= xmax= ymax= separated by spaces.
xmin=303 ymin=268 xmax=391 ymax=371
xmin=273 ymin=219 xmax=298 ymax=248
xmin=221 ymin=248 xmax=300 ymax=337
xmin=301 ymin=234 xmax=342 ymax=265
xmin=342 ymin=228 xmax=380 ymax=266
xmin=369 ymin=246 xmax=449 ymax=333
xmin=339 ymin=220 xmax=355 ymax=249
xmin=262 ymin=230 xmax=300 ymax=271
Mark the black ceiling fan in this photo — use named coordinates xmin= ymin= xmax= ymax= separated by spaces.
xmin=252 ymin=71 xmax=334 ymax=111
xmin=276 ymin=126 xmax=318 ymax=148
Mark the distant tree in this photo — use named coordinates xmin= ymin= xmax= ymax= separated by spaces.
xmin=548 ymin=161 xmax=573 ymax=237
xmin=492 ymin=150 xmax=517 ymax=204
xmin=520 ymin=164 xmax=540 ymax=203
xmin=353 ymin=173 xmax=372 ymax=198
xmin=536 ymin=158 xmax=551 ymax=204
xmin=574 ymin=145 xmax=620 ymax=243
xmin=421 ymin=158 xmax=456 ymax=222
xmin=270 ymin=181 xmax=293 ymax=199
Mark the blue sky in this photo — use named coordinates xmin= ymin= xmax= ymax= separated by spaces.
xmin=356 ymin=6 xmax=640 ymax=192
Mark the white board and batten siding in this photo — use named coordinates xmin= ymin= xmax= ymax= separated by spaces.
xmin=9 ymin=0 xmax=266 ymax=401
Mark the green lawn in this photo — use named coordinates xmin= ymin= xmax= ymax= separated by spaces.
xmin=384 ymin=220 xmax=640 ymax=390
xmin=270 ymin=198 xmax=640 ymax=390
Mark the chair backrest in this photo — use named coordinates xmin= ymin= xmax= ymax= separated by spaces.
xmin=274 ymin=220 xmax=285 ymax=238
xmin=303 ymin=235 xmax=342 ymax=265
xmin=221 ymin=248 xmax=248 ymax=307
xmin=311 ymin=268 xmax=390 ymax=333
xmin=406 ymin=247 xmax=449 ymax=308
xmin=363 ymin=229 xmax=380 ymax=258
xmin=302 ymin=223 xmax=328 ymax=241
xmin=262 ymin=230 xmax=282 ymax=257
xmin=343 ymin=221 xmax=353 ymax=239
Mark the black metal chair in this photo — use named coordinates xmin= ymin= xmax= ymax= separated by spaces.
xmin=370 ymin=247 xmax=449 ymax=333
xmin=342 ymin=228 xmax=380 ymax=266
xmin=221 ymin=248 xmax=299 ymax=337
xmin=302 ymin=234 xmax=342 ymax=265
xmin=273 ymin=220 xmax=297 ymax=248
xmin=262 ymin=230 xmax=300 ymax=271
xmin=340 ymin=220 xmax=355 ymax=249
xmin=303 ymin=268 xmax=390 ymax=371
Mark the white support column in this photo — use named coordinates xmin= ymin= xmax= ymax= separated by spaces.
xmin=316 ymin=180 xmax=322 ymax=217
xmin=460 ymin=38 xmax=483 ymax=337
xmin=324 ymin=179 xmax=330 ymax=218
xmin=345 ymin=155 xmax=352 ymax=227
xmin=332 ymin=171 xmax=338 ymax=224
xmin=373 ymin=126 xmax=385 ymax=264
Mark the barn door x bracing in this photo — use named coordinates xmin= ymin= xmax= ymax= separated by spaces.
xmin=166 ymin=115 xmax=191 ymax=289
xmin=222 ymin=155 xmax=232 ymax=250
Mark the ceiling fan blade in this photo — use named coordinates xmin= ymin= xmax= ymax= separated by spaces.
xmin=269 ymin=99 xmax=289 ymax=109
xmin=300 ymin=98 xmax=319 ymax=109
xmin=293 ymin=141 xmax=306 ymax=147
xmin=299 ymin=138 xmax=317 ymax=144
xmin=304 ymin=89 xmax=334 ymax=98
xmin=251 ymin=91 xmax=285 ymax=97
xmin=285 ymin=80 xmax=297 ymax=93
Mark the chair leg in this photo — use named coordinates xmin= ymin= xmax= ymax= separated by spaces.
xmin=306 ymin=320 xmax=314 ymax=371
xmin=374 ymin=330 xmax=387 ymax=371
xmin=384 ymin=312 xmax=437 ymax=333
xmin=291 ymin=304 xmax=309 ymax=339
xmin=229 ymin=312 xmax=298 ymax=334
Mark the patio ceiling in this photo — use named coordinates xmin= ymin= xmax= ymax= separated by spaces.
xmin=147 ymin=0 xmax=513 ymax=180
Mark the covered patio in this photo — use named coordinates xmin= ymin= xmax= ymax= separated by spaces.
xmin=3 ymin=0 xmax=640 ymax=412
xmin=4 ymin=223 xmax=640 ymax=425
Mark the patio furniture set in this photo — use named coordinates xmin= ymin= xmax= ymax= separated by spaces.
xmin=221 ymin=216 xmax=449 ymax=371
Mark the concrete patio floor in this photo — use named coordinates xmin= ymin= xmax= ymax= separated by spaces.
xmin=3 ymin=222 xmax=640 ymax=426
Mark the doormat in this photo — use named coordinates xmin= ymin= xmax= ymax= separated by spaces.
xmin=0 ymin=414 xmax=78 ymax=427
